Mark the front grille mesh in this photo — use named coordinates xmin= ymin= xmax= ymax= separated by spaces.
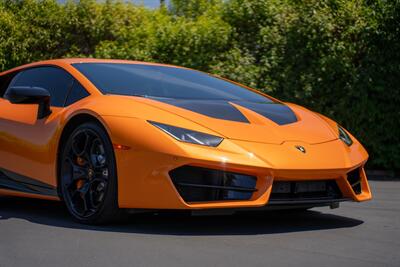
xmin=269 ymin=180 xmax=342 ymax=202
xmin=169 ymin=166 xmax=257 ymax=203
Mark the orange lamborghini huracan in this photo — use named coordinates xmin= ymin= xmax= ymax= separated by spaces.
xmin=0 ymin=59 xmax=371 ymax=224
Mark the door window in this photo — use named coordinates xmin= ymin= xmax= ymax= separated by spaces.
xmin=8 ymin=66 xmax=74 ymax=107
xmin=65 ymin=80 xmax=90 ymax=106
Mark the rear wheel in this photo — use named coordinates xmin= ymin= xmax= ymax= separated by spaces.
xmin=60 ymin=122 xmax=120 ymax=224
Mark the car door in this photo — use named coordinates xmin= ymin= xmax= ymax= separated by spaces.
xmin=0 ymin=66 xmax=73 ymax=191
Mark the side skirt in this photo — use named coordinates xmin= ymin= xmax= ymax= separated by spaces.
xmin=0 ymin=168 xmax=58 ymax=197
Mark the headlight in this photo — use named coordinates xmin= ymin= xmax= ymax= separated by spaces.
xmin=338 ymin=125 xmax=353 ymax=146
xmin=149 ymin=121 xmax=223 ymax=147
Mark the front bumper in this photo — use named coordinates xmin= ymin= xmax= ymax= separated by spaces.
xmin=115 ymin=141 xmax=371 ymax=210
xmin=103 ymin=116 xmax=372 ymax=210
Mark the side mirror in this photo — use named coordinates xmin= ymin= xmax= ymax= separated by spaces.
xmin=5 ymin=86 xmax=52 ymax=119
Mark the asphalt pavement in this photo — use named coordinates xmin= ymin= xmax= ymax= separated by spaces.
xmin=0 ymin=180 xmax=399 ymax=267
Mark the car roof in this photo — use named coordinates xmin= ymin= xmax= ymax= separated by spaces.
xmin=45 ymin=58 xmax=180 ymax=67
xmin=0 ymin=58 xmax=184 ymax=76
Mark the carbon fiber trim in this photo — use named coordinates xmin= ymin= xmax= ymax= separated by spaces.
xmin=150 ymin=97 xmax=298 ymax=125
xmin=152 ymin=98 xmax=249 ymax=123
xmin=233 ymin=101 xmax=298 ymax=125
xmin=0 ymin=168 xmax=57 ymax=196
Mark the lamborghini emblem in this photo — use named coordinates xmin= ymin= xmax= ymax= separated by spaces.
xmin=295 ymin=145 xmax=306 ymax=153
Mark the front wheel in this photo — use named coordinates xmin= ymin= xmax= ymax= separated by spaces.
xmin=60 ymin=122 xmax=120 ymax=224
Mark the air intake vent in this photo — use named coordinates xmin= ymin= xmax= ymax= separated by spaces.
xmin=169 ymin=166 xmax=257 ymax=203
xmin=347 ymin=168 xmax=362 ymax=194
xmin=269 ymin=180 xmax=342 ymax=202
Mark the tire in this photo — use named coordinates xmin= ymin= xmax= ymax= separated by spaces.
xmin=59 ymin=122 xmax=120 ymax=224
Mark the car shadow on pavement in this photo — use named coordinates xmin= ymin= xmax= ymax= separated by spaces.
xmin=0 ymin=196 xmax=363 ymax=236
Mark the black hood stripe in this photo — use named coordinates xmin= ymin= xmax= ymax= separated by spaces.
xmin=232 ymin=101 xmax=298 ymax=125
xmin=149 ymin=97 xmax=297 ymax=125
xmin=153 ymin=98 xmax=249 ymax=123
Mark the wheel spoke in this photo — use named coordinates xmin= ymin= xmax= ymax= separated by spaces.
xmin=64 ymin=157 xmax=88 ymax=182
xmin=72 ymin=132 xmax=87 ymax=156
xmin=84 ymin=136 xmax=97 ymax=165
xmin=71 ymin=189 xmax=80 ymax=199
xmin=90 ymin=179 xmax=107 ymax=207
xmin=77 ymin=182 xmax=93 ymax=215
xmin=81 ymin=194 xmax=89 ymax=215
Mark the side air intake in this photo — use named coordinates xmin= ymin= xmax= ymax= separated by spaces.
xmin=169 ymin=166 xmax=257 ymax=203
xmin=347 ymin=168 xmax=362 ymax=194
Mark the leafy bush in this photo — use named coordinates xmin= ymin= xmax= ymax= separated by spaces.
xmin=0 ymin=0 xmax=398 ymax=170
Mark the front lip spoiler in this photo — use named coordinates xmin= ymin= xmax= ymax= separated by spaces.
xmin=267 ymin=198 xmax=351 ymax=206
xmin=188 ymin=198 xmax=352 ymax=214
xmin=125 ymin=198 xmax=353 ymax=215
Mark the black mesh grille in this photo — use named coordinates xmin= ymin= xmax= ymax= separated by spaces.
xmin=169 ymin=166 xmax=257 ymax=203
xmin=269 ymin=180 xmax=342 ymax=202
xmin=347 ymin=168 xmax=362 ymax=194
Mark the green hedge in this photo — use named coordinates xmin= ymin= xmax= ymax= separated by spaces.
xmin=0 ymin=0 xmax=399 ymax=170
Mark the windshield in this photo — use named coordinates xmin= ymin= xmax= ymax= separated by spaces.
xmin=72 ymin=63 xmax=273 ymax=103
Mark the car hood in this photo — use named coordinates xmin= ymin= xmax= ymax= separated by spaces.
xmin=129 ymin=96 xmax=338 ymax=145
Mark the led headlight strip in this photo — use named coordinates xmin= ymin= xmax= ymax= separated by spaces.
xmin=149 ymin=121 xmax=223 ymax=147
xmin=338 ymin=125 xmax=353 ymax=146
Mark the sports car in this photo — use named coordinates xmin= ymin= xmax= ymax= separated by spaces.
xmin=0 ymin=59 xmax=372 ymax=224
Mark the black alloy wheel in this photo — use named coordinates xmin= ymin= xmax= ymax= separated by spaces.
xmin=60 ymin=122 xmax=120 ymax=224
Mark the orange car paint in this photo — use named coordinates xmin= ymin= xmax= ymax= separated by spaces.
xmin=0 ymin=59 xmax=372 ymax=209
